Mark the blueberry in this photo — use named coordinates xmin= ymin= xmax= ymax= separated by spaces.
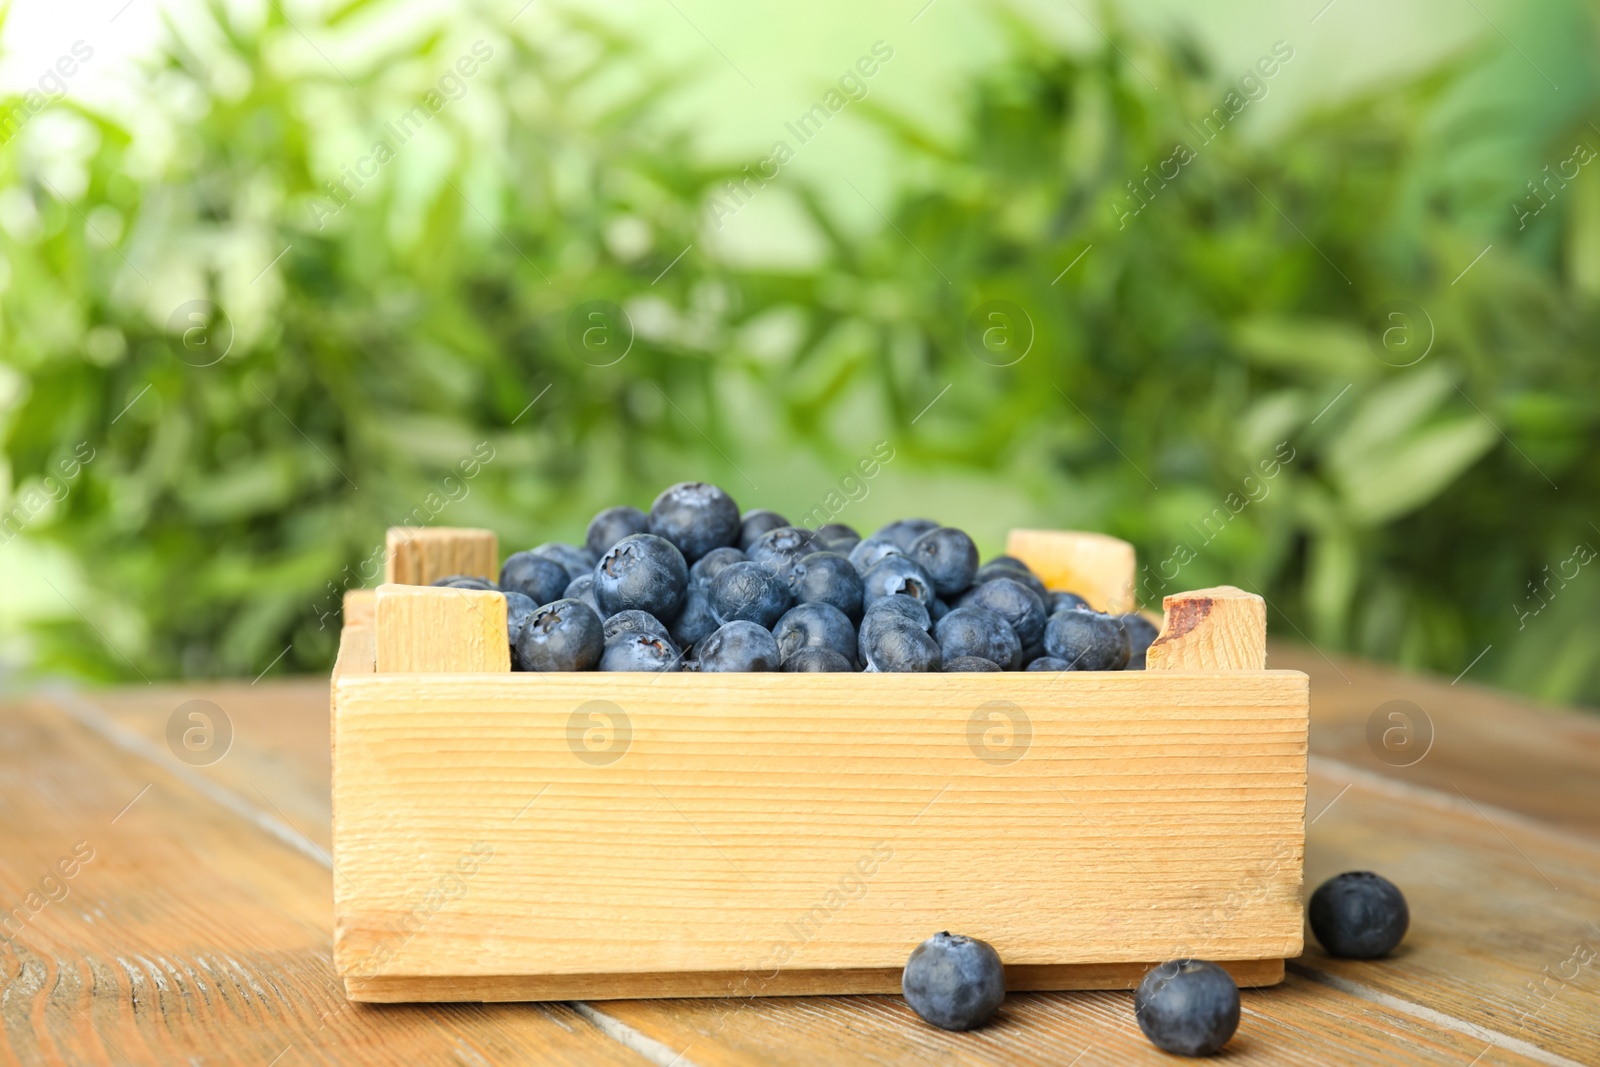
xmin=431 ymin=575 xmax=497 ymax=590
xmin=690 ymin=546 xmax=747 ymax=586
xmin=929 ymin=597 xmax=952 ymax=623
xmin=862 ymin=593 xmax=932 ymax=633
xmin=873 ymin=518 xmax=940 ymax=552
xmin=738 ymin=509 xmax=791 ymax=551
xmin=1043 ymin=608 xmax=1130 ymax=670
xmin=944 ymin=656 xmax=1002 ymax=672
xmin=504 ymin=591 xmax=539 ymax=656
xmin=962 ymin=577 xmax=1047 ymax=648
xmin=782 ymin=648 xmax=856 ymax=672
xmin=863 ymin=555 xmax=936 ymax=607
xmin=935 ymin=607 xmax=1021 ymax=670
xmin=860 ymin=620 xmax=942 ymax=672
xmin=773 ymin=602 xmax=857 ymax=666
xmin=790 ymin=551 xmax=865 ymax=622
xmin=1120 ymin=612 xmax=1160 ymax=669
xmin=599 ymin=631 xmax=681 ymax=672
xmin=586 ymin=505 xmax=650 ymax=559
xmin=908 ymin=527 xmax=979 ymax=597
xmin=562 ymin=573 xmax=600 ymax=615
xmin=985 ymin=554 xmax=1030 ymax=570
xmin=823 ymin=535 xmax=862 ymax=556
xmin=815 ymin=522 xmax=859 ymax=543
xmin=747 ymin=526 xmax=822 ymax=583
xmin=901 ymin=932 xmax=1005 ymax=1032
xmin=649 ymin=482 xmax=741 ymax=563
xmin=1047 ymin=591 xmax=1091 ymax=615
xmin=695 ymin=620 xmax=781 ymax=672
xmin=1134 ymin=959 xmax=1240 ymax=1057
xmin=668 ymin=584 xmax=720 ymax=649
xmin=848 ymin=537 xmax=904 ymax=576
xmin=514 ymin=598 xmax=604 ymax=671
xmin=1025 ymin=656 xmax=1073 ymax=671
xmin=603 ymin=609 xmax=671 ymax=643
xmin=531 ymin=542 xmax=596 ymax=583
xmin=1308 ymin=872 xmax=1409 ymax=959
xmin=709 ymin=561 xmax=792 ymax=629
xmin=594 ymin=534 xmax=689 ymax=619
xmin=499 ymin=551 xmax=570 ymax=605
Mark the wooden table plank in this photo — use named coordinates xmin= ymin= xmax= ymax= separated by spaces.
xmin=0 ymin=696 xmax=650 ymax=1067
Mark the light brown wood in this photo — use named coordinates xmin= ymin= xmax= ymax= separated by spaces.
xmin=343 ymin=587 xmax=376 ymax=628
xmin=384 ymin=526 xmax=499 ymax=586
xmin=331 ymin=667 xmax=1307 ymax=995
xmin=345 ymin=959 xmax=1285 ymax=1003
xmin=1004 ymin=529 xmax=1136 ymax=612
xmin=373 ymin=584 xmax=509 ymax=674
xmin=1146 ymin=586 xmax=1267 ymax=671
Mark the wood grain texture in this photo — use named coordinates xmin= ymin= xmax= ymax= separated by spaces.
xmin=331 ymin=669 xmax=1308 ymax=993
xmin=1147 ymin=586 xmax=1267 ymax=671
xmin=383 ymin=527 xmax=498 ymax=586
xmin=0 ymin=696 xmax=649 ymax=1066
xmin=1003 ymin=530 xmax=1136 ymax=612
xmin=374 ymin=584 xmax=509 ymax=674
xmin=343 ymin=588 xmax=376 ymax=629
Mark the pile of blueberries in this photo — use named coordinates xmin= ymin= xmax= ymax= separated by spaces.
xmin=905 ymin=871 xmax=1409 ymax=1057
xmin=434 ymin=481 xmax=1158 ymax=674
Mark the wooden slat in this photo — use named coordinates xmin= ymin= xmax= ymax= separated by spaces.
xmin=342 ymin=588 xmax=376 ymax=629
xmin=332 ymin=670 xmax=1307 ymax=991
xmin=0 ymin=697 xmax=649 ymax=1066
xmin=1003 ymin=530 xmax=1136 ymax=613
xmin=374 ymin=584 xmax=509 ymax=674
xmin=1147 ymin=586 xmax=1267 ymax=671
xmin=384 ymin=527 xmax=498 ymax=586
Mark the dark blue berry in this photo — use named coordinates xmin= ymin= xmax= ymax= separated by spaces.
xmin=504 ymin=591 xmax=538 ymax=656
xmin=901 ymin=932 xmax=1005 ymax=1032
xmin=530 ymin=542 xmax=596 ymax=583
xmin=689 ymin=546 xmax=747 ymax=586
xmin=1309 ymin=872 xmax=1409 ymax=959
xmin=1043 ymin=608 xmax=1130 ymax=670
xmin=562 ymin=573 xmax=600 ymax=616
xmin=815 ymin=522 xmax=859 ymax=543
xmin=782 ymin=648 xmax=855 ymax=672
xmin=935 ymin=607 xmax=1021 ymax=669
xmin=431 ymin=575 xmax=497 ymax=590
xmin=747 ymin=526 xmax=822 ymax=583
xmin=790 ymin=551 xmax=865 ymax=622
xmin=773 ymin=602 xmax=857 ymax=666
xmin=1047 ymin=591 xmax=1091 ymax=615
xmin=1120 ymin=613 xmax=1160 ymax=669
xmin=848 ymin=537 xmax=904 ymax=576
xmin=738 ymin=509 xmax=791 ymax=551
xmin=694 ymin=621 xmax=780 ymax=672
xmin=974 ymin=559 xmax=1049 ymax=602
xmin=873 ymin=518 xmax=940 ymax=552
xmin=599 ymin=631 xmax=680 ymax=672
xmin=649 ymin=482 xmax=741 ymax=563
xmin=586 ymin=505 xmax=650 ymax=560
xmin=499 ymin=551 xmax=570 ymax=605
xmin=1025 ymin=656 xmax=1073 ymax=671
xmin=908 ymin=527 xmax=979 ymax=597
xmin=514 ymin=598 xmax=604 ymax=672
xmin=668 ymin=584 xmax=719 ymax=650
xmin=944 ymin=656 xmax=1002 ymax=672
xmin=962 ymin=577 xmax=1047 ymax=647
xmin=594 ymin=534 xmax=689 ymax=619
xmin=862 ymin=593 xmax=931 ymax=633
xmin=603 ymin=609 xmax=671 ymax=643
xmin=1134 ymin=959 xmax=1240 ymax=1056
xmin=863 ymin=555 xmax=936 ymax=607
xmin=860 ymin=620 xmax=942 ymax=672
xmin=709 ymin=561 xmax=792 ymax=629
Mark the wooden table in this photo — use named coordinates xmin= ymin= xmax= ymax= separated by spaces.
xmin=2 ymin=646 xmax=1597 ymax=1066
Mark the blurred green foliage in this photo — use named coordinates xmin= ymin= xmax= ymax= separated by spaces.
xmin=1 ymin=1 xmax=1597 ymax=706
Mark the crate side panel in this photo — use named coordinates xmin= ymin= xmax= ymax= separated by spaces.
xmin=331 ymin=671 xmax=1307 ymax=980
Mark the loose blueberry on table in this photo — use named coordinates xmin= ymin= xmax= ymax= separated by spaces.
xmin=1309 ymin=871 xmax=1409 ymax=959
xmin=901 ymin=931 xmax=1006 ymax=1031
xmin=1134 ymin=959 xmax=1241 ymax=1056
xmin=478 ymin=480 xmax=1151 ymax=672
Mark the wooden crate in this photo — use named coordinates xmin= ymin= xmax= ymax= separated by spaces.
xmin=330 ymin=528 xmax=1308 ymax=1003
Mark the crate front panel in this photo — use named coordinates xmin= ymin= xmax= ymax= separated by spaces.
xmin=332 ymin=671 xmax=1307 ymax=981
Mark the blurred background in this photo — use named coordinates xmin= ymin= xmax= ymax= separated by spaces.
xmin=0 ymin=0 xmax=1596 ymax=707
